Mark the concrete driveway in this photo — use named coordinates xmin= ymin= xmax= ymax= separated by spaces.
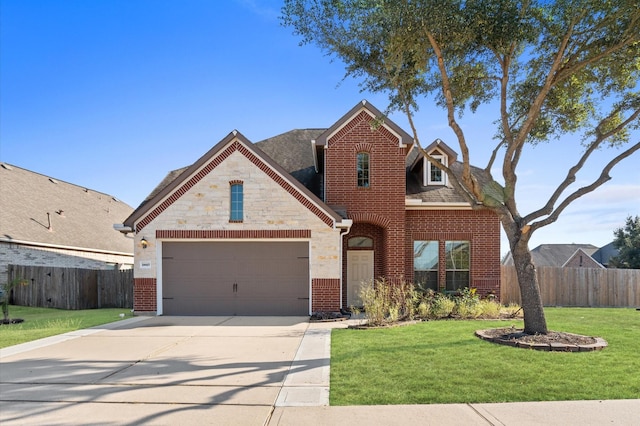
xmin=0 ymin=316 xmax=330 ymax=425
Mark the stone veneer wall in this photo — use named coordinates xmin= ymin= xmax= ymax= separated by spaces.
xmin=131 ymin=142 xmax=342 ymax=314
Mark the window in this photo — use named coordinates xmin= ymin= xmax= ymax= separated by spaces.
xmin=445 ymin=241 xmax=470 ymax=291
xmin=348 ymin=236 xmax=373 ymax=248
xmin=230 ymin=183 xmax=243 ymax=222
xmin=414 ymin=241 xmax=438 ymax=291
xmin=357 ymin=152 xmax=370 ymax=188
xmin=424 ymin=154 xmax=447 ymax=185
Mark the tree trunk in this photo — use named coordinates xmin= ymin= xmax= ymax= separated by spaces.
xmin=511 ymin=238 xmax=548 ymax=335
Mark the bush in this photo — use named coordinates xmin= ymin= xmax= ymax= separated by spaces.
xmin=453 ymin=287 xmax=482 ymax=319
xmin=357 ymin=282 xmax=521 ymax=325
xmin=477 ymin=299 xmax=503 ymax=318
xmin=357 ymin=279 xmax=418 ymax=326
xmin=428 ymin=293 xmax=456 ymax=319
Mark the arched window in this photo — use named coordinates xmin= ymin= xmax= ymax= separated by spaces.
xmin=348 ymin=236 xmax=373 ymax=248
xmin=357 ymin=152 xmax=370 ymax=188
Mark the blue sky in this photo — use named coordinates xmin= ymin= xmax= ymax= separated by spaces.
xmin=1 ymin=0 xmax=638 ymax=254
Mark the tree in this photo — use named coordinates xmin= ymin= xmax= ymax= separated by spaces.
xmin=609 ymin=215 xmax=640 ymax=269
xmin=1 ymin=277 xmax=27 ymax=323
xmin=282 ymin=0 xmax=640 ymax=334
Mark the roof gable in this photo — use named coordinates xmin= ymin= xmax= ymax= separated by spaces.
xmin=562 ymin=248 xmax=604 ymax=268
xmin=0 ymin=162 xmax=134 ymax=254
xmin=314 ymin=100 xmax=413 ymax=148
xmin=531 ymin=244 xmax=599 ymax=267
xmin=124 ymin=131 xmax=342 ymax=232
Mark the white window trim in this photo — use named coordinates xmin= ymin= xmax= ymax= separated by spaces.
xmin=423 ymin=154 xmax=447 ymax=186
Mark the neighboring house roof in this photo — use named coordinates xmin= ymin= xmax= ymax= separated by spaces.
xmin=503 ymin=244 xmax=601 ymax=267
xmin=0 ymin=162 xmax=134 ymax=254
xmin=123 ymin=130 xmax=345 ymax=231
xmin=591 ymin=242 xmax=619 ymax=267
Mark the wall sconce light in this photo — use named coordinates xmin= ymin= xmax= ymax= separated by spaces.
xmin=141 ymin=237 xmax=148 ymax=249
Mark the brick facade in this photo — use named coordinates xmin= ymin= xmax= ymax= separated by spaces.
xmin=564 ymin=250 xmax=603 ymax=268
xmin=405 ymin=209 xmax=501 ymax=298
xmin=325 ymin=111 xmax=408 ymax=286
xmin=133 ymin=277 xmax=157 ymax=314
xmin=311 ymin=278 xmax=341 ymax=312
xmin=126 ymin=102 xmax=501 ymax=315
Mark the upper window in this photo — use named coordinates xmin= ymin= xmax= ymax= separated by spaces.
xmin=357 ymin=152 xmax=370 ymax=188
xmin=414 ymin=241 xmax=439 ymax=291
xmin=445 ymin=241 xmax=470 ymax=291
xmin=424 ymin=154 xmax=447 ymax=186
xmin=230 ymin=183 xmax=243 ymax=222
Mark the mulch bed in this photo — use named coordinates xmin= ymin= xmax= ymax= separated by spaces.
xmin=0 ymin=318 xmax=25 ymax=325
xmin=476 ymin=327 xmax=608 ymax=352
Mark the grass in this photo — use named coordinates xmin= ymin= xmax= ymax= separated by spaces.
xmin=0 ymin=305 xmax=134 ymax=349
xmin=330 ymin=307 xmax=640 ymax=405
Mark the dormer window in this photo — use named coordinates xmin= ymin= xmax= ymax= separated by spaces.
xmin=424 ymin=153 xmax=447 ymax=186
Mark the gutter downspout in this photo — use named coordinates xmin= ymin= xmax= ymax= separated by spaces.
xmin=335 ymin=219 xmax=353 ymax=310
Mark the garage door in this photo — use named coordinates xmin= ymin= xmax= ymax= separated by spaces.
xmin=162 ymin=241 xmax=309 ymax=315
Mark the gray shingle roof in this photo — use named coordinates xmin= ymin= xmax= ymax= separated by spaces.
xmin=531 ymin=244 xmax=599 ymax=267
xmin=0 ymin=163 xmax=134 ymax=254
xmin=255 ymin=129 xmax=326 ymax=198
xmin=136 ymin=129 xmax=477 ymax=207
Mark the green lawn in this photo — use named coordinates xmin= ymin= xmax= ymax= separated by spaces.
xmin=0 ymin=305 xmax=134 ymax=349
xmin=330 ymin=307 xmax=640 ymax=405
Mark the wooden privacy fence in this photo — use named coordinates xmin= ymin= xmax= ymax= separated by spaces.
xmin=501 ymin=265 xmax=640 ymax=308
xmin=7 ymin=265 xmax=133 ymax=310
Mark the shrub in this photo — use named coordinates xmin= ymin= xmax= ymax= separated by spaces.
xmin=428 ymin=293 xmax=455 ymax=319
xmin=358 ymin=279 xmax=418 ymax=326
xmin=358 ymin=282 xmax=522 ymax=324
xmin=477 ymin=299 xmax=502 ymax=318
xmin=452 ymin=287 xmax=482 ymax=319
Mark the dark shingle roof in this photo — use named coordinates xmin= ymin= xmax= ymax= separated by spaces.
xmin=135 ymin=129 xmax=479 ymax=207
xmin=592 ymin=242 xmax=619 ymax=266
xmin=531 ymin=244 xmax=599 ymax=267
xmin=255 ymin=129 xmax=326 ymax=198
xmin=0 ymin=163 xmax=134 ymax=254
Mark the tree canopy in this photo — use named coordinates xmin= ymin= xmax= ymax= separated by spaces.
xmin=282 ymin=0 xmax=640 ymax=334
xmin=610 ymin=215 xmax=640 ymax=269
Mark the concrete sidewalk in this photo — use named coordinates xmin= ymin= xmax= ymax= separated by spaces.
xmin=270 ymin=400 xmax=640 ymax=425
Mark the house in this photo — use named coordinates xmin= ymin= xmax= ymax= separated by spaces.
xmin=118 ymin=101 xmax=501 ymax=316
xmin=502 ymin=243 xmax=611 ymax=268
xmin=0 ymin=163 xmax=135 ymax=287
xmin=591 ymin=242 xmax=619 ymax=268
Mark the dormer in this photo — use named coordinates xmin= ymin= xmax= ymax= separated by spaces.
xmin=418 ymin=139 xmax=458 ymax=187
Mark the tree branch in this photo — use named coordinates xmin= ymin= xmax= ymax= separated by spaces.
xmin=530 ymin=140 xmax=640 ymax=232
xmin=425 ymin=31 xmax=482 ymax=199
xmin=525 ymin=106 xmax=640 ymax=224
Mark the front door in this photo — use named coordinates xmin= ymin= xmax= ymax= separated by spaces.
xmin=347 ymin=250 xmax=374 ymax=307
